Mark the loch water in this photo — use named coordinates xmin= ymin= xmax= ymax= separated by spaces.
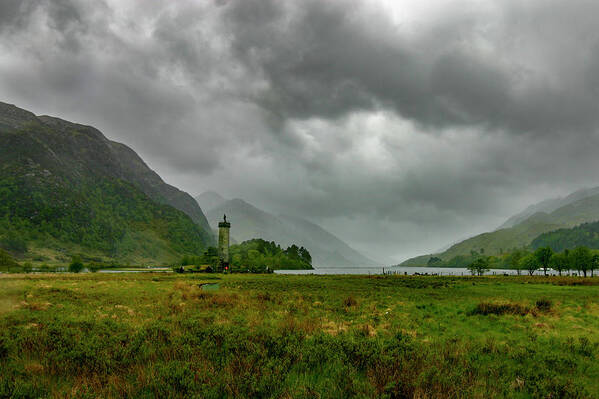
xmin=275 ymin=266 xmax=555 ymax=276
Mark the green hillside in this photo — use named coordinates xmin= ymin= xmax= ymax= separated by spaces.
xmin=497 ymin=186 xmax=599 ymax=229
xmin=402 ymin=189 xmax=599 ymax=266
xmin=532 ymin=221 xmax=599 ymax=252
xmin=0 ymin=102 xmax=213 ymax=265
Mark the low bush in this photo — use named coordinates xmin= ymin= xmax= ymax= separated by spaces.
xmin=68 ymin=256 xmax=84 ymax=273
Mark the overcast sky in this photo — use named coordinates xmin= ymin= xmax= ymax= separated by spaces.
xmin=2 ymin=0 xmax=599 ymax=263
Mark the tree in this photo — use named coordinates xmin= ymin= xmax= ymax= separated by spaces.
xmin=549 ymin=252 xmax=568 ymax=276
xmin=68 ymin=256 xmax=84 ymax=273
xmin=520 ymin=254 xmax=539 ymax=276
xmin=299 ymin=247 xmax=312 ymax=265
xmin=227 ymin=239 xmax=312 ymax=271
xmin=22 ymin=262 xmax=32 ymax=273
xmin=534 ymin=247 xmax=553 ymax=276
xmin=571 ymin=246 xmax=592 ymax=277
xmin=88 ymin=262 xmax=102 ymax=273
xmin=591 ymin=254 xmax=599 ymax=277
xmin=468 ymin=257 xmax=490 ymax=276
xmin=507 ymin=250 xmax=525 ymax=276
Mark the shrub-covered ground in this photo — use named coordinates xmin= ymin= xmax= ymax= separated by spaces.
xmin=1 ymin=273 xmax=598 ymax=398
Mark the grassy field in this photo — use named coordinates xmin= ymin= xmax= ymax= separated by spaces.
xmin=1 ymin=273 xmax=598 ymax=398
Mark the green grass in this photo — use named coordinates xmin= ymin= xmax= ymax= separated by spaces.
xmin=1 ymin=274 xmax=598 ymax=398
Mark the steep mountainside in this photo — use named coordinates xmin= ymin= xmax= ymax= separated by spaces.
xmin=403 ymin=188 xmax=599 ymax=266
xmin=0 ymin=102 xmax=214 ymax=264
xmin=35 ymin=115 xmax=212 ymax=234
xmin=199 ymin=193 xmax=378 ymax=267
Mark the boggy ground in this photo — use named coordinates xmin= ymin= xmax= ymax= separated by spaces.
xmin=0 ymin=273 xmax=598 ymax=398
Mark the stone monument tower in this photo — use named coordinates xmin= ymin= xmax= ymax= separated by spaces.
xmin=218 ymin=214 xmax=230 ymax=272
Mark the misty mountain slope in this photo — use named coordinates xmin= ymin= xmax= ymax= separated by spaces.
xmin=108 ymin=141 xmax=213 ymax=235
xmin=498 ymin=187 xmax=599 ymax=229
xmin=0 ymin=102 xmax=213 ymax=264
xmin=195 ymin=191 xmax=226 ymax=212
xmin=201 ymin=194 xmax=378 ymax=267
xmin=208 ymin=198 xmax=290 ymax=244
xmin=37 ymin=115 xmax=213 ymax=236
xmin=278 ymin=215 xmax=377 ymax=266
xmin=436 ymin=212 xmax=564 ymax=260
xmin=403 ymin=188 xmax=599 ymax=265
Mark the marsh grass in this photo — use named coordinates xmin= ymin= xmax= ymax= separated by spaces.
xmin=471 ymin=302 xmax=533 ymax=316
xmin=0 ymin=274 xmax=597 ymax=398
xmin=535 ymin=298 xmax=553 ymax=312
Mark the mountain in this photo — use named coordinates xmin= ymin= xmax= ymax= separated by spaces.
xmin=195 ymin=191 xmax=226 ymax=213
xmin=278 ymin=214 xmax=377 ymax=267
xmin=0 ymin=102 xmax=214 ymax=265
xmin=498 ymin=187 xmax=599 ymax=229
xmin=198 ymin=192 xmax=378 ymax=267
xmin=531 ymin=221 xmax=599 ymax=252
xmin=402 ymin=186 xmax=599 ymax=266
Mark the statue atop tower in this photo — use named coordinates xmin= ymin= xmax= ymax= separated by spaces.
xmin=218 ymin=214 xmax=231 ymax=272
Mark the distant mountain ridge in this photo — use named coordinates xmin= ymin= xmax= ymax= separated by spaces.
xmin=402 ymin=185 xmax=599 ymax=266
xmin=195 ymin=192 xmax=378 ymax=268
xmin=0 ymin=102 xmax=214 ymax=264
xmin=498 ymin=187 xmax=599 ymax=229
xmin=196 ymin=191 xmax=226 ymax=213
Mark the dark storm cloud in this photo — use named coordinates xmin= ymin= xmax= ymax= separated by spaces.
xmin=221 ymin=0 xmax=599 ymax=135
xmin=3 ymin=0 xmax=599 ymax=261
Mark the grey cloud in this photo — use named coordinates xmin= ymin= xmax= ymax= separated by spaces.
xmin=0 ymin=0 xmax=36 ymax=30
xmin=3 ymin=0 xmax=599 ymax=261
xmin=221 ymin=0 xmax=599 ymax=136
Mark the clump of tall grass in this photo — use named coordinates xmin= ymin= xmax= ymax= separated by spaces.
xmin=535 ymin=298 xmax=552 ymax=312
xmin=472 ymin=298 xmax=554 ymax=317
xmin=471 ymin=302 xmax=531 ymax=316
xmin=343 ymin=296 xmax=358 ymax=308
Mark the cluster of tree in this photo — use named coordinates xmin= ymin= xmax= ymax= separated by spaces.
xmin=532 ymin=220 xmax=599 ymax=252
xmin=466 ymin=246 xmax=599 ymax=277
xmin=467 ymin=257 xmax=491 ymax=276
xmin=180 ymin=239 xmax=313 ymax=272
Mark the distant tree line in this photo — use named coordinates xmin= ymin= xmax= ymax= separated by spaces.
xmin=180 ymin=239 xmax=313 ymax=273
xmin=462 ymin=246 xmax=599 ymax=277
